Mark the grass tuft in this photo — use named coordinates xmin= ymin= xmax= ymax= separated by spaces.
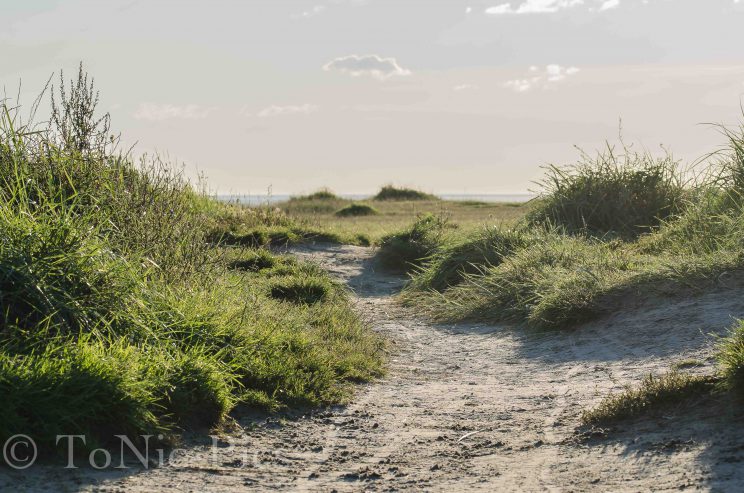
xmin=294 ymin=188 xmax=341 ymax=201
xmin=376 ymin=214 xmax=450 ymax=272
xmin=581 ymin=372 xmax=718 ymax=426
xmin=335 ymin=203 xmax=379 ymax=217
xmin=405 ymin=225 xmax=533 ymax=293
xmin=526 ymin=144 xmax=685 ymax=238
xmin=269 ymin=277 xmax=333 ymax=305
xmin=373 ymin=185 xmax=437 ymax=202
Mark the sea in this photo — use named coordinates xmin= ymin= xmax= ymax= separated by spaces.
xmin=216 ymin=193 xmax=536 ymax=206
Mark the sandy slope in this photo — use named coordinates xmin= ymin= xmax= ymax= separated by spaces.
xmin=5 ymin=244 xmax=744 ymax=492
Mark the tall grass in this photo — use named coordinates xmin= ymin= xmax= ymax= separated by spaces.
xmin=373 ymin=185 xmax=437 ymax=201
xmin=0 ymin=67 xmax=384 ymax=453
xmin=397 ymin=126 xmax=744 ymax=330
xmin=526 ymin=144 xmax=686 ymax=238
xmin=376 ymin=214 xmax=450 ymax=272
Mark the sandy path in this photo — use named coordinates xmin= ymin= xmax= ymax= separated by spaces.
xmin=5 ymin=244 xmax=744 ymax=492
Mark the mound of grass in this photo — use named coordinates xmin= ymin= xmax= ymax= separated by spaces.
xmin=210 ymin=225 xmax=347 ymax=247
xmin=0 ymin=67 xmax=385 ymax=454
xmin=581 ymin=372 xmax=718 ymax=426
xmin=269 ymin=277 xmax=333 ymax=305
xmin=373 ymin=185 xmax=437 ymax=201
xmin=527 ymin=144 xmax=685 ymax=238
xmin=335 ymin=203 xmax=379 ymax=217
xmin=404 ymin=226 xmax=533 ymax=293
xmin=376 ymin=214 xmax=450 ymax=272
xmin=293 ymin=188 xmax=340 ymax=201
xmin=401 ymin=127 xmax=744 ymax=329
xmin=228 ymin=249 xmax=278 ymax=272
xmin=281 ymin=189 xmax=347 ymax=215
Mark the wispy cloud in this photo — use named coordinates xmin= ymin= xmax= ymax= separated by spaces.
xmin=133 ymin=103 xmax=213 ymax=121
xmin=504 ymin=64 xmax=580 ymax=92
xmin=485 ymin=0 xmax=625 ymax=15
xmin=295 ymin=5 xmax=326 ymax=18
xmin=256 ymin=104 xmax=319 ymax=118
xmin=453 ymin=83 xmax=478 ymax=91
xmin=599 ymin=0 xmax=620 ymax=11
xmin=323 ymin=54 xmax=411 ymax=80
xmin=485 ymin=0 xmax=584 ymax=15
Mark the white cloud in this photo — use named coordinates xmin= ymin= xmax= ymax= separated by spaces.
xmin=453 ymin=83 xmax=478 ymax=91
xmin=484 ymin=0 xmax=627 ymax=15
xmin=485 ymin=0 xmax=584 ymax=15
xmin=296 ymin=5 xmax=326 ymax=18
xmin=504 ymin=78 xmax=539 ymax=92
xmin=133 ymin=103 xmax=213 ymax=121
xmin=323 ymin=54 xmax=411 ymax=80
xmin=599 ymin=0 xmax=620 ymax=11
xmin=504 ymin=65 xmax=580 ymax=92
xmin=257 ymin=104 xmax=319 ymax=118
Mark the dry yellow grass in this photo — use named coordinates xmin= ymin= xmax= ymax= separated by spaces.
xmin=278 ymin=197 xmax=532 ymax=244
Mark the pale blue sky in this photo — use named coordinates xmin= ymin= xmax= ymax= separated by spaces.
xmin=3 ymin=0 xmax=744 ymax=194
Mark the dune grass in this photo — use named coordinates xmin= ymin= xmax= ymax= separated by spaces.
xmin=373 ymin=185 xmax=438 ymax=201
xmin=582 ymin=314 xmax=744 ymax=426
xmin=526 ymin=144 xmax=686 ymax=238
xmin=392 ymin=122 xmax=744 ymax=331
xmin=0 ymin=67 xmax=384 ymax=453
xmin=376 ymin=214 xmax=452 ymax=273
xmin=277 ymin=196 xmax=530 ymax=246
xmin=381 ymin=118 xmax=744 ymax=424
xmin=581 ymin=372 xmax=719 ymax=426
xmin=335 ymin=203 xmax=379 ymax=217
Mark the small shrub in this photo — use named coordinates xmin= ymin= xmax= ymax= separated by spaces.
xmin=269 ymin=277 xmax=333 ymax=304
xmin=527 ymin=144 xmax=685 ymax=238
xmin=335 ymin=203 xmax=379 ymax=217
xmin=373 ymin=185 xmax=437 ymax=201
xmin=376 ymin=214 xmax=449 ymax=272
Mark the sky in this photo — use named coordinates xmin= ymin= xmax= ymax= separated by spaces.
xmin=2 ymin=0 xmax=744 ymax=195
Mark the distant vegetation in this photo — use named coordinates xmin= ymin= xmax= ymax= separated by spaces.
xmin=335 ymin=203 xmax=379 ymax=217
xmin=373 ymin=185 xmax=438 ymax=201
xmin=291 ymin=188 xmax=341 ymax=201
xmin=373 ymin=118 xmax=744 ymax=421
xmin=0 ymin=67 xmax=384 ymax=453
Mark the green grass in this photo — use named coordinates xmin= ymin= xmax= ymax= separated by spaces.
xmin=269 ymin=274 xmax=335 ymax=305
xmin=335 ymin=203 xmax=379 ymax=217
xmin=297 ymin=188 xmax=341 ymax=201
xmin=394 ymin=122 xmax=744 ymax=331
xmin=376 ymin=214 xmax=452 ymax=273
xmin=581 ymin=315 xmax=744 ymax=427
xmin=0 ymin=67 xmax=385 ymax=454
xmin=526 ymin=144 xmax=685 ymax=238
xmin=581 ymin=372 xmax=718 ymax=426
xmin=404 ymin=225 xmax=534 ymax=293
xmin=716 ymin=319 xmax=744 ymax=399
xmin=373 ymin=185 xmax=438 ymax=201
